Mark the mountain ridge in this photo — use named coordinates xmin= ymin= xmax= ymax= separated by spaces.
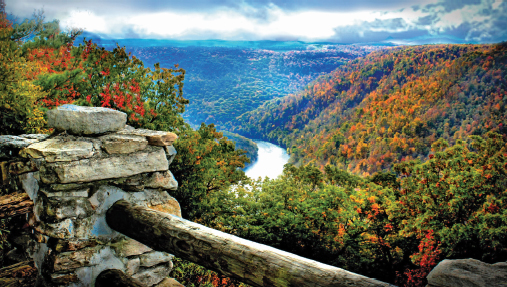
xmin=228 ymin=43 xmax=507 ymax=175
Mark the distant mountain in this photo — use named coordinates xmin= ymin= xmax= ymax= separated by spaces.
xmin=76 ymin=31 xmax=386 ymax=51
xmin=229 ymin=43 xmax=507 ymax=175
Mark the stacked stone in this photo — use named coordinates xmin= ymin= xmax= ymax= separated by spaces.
xmin=18 ymin=105 xmax=182 ymax=286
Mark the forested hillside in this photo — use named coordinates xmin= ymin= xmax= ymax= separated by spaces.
xmin=123 ymin=44 xmax=381 ymax=126
xmin=230 ymin=44 xmax=507 ymax=175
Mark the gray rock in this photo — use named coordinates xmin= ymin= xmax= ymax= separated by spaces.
xmin=132 ymin=263 xmax=173 ymax=286
xmin=155 ymin=278 xmax=185 ymax=287
xmin=47 ymin=104 xmax=127 ymax=135
xmin=100 ymin=134 xmax=148 ymax=154
xmin=21 ymin=138 xmax=94 ymax=162
xmin=19 ymin=172 xmax=39 ymax=202
xmin=113 ymin=238 xmax=153 ymax=257
xmin=427 ymin=258 xmax=507 ymax=287
xmin=126 ymin=257 xmax=141 ymax=275
xmin=0 ymin=135 xmax=40 ymax=159
xmin=39 ymin=196 xmax=93 ymax=223
xmin=164 ymin=146 xmax=177 ymax=166
xmin=53 ymin=246 xmax=104 ymax=272
xmin=35 ymin=217 xmax=82 ymax=239
xmin=139 ymin=251 xmax=173 ymax=267
xmin=49 ymin=183 xmax=92 ymax=191
xmin=145 ymin=171 xmax=178 ymax=190
xmin=42 ymin=187 xmax=90 ymax=198
xmin=118 ymin=128 xmax=178 ymax=146
xmin=39 ymin=147 xmax=168 ymax=184
xmin=18 ymin=134 xmax=50 ymax=140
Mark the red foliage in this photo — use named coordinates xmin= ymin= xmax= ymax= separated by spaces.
xmin=396 ymin=230 xmax=441 ymax=287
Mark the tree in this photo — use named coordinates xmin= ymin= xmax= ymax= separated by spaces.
xmin=390 ymin=133 xmax=507 ymax=285
xmin=0 ymin=8 xmax=47 ymax=135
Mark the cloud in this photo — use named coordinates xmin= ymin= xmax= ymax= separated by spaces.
xmin=4 ymin=0 xmax=507 ymax=44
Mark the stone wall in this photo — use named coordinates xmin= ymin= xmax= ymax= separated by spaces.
xmin=0 ymin=105 xmax=183 ymax=287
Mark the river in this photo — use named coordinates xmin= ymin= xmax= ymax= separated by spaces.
xmin=245 ymin=141 xmax=290 ymax=179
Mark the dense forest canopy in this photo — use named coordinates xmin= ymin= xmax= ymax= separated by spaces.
xmin=115 ymin=43 xmax=383 ymax=127
xmin=230 ymin=44 xmax=507 ymax=175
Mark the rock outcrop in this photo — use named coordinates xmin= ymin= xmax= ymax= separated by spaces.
xmin=1 ymin=105 xmax=182 ymax=287
xmin=427 ymin=258 xmax=507 ymax=287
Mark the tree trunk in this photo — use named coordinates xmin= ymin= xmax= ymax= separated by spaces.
xmin=106 ymin=200 xmax=394 ymax=287
xmin=0 ymin=192 xmax=33 ymax=219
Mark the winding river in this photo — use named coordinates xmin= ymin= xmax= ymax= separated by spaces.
xmin=245 ymin=141 xmax=290 ymax=179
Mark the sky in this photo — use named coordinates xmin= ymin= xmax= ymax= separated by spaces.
xmin=5 ymin=0 xmax=507 ymax=44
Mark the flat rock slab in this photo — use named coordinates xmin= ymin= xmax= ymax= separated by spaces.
xmin=427 ymin=258 xmax=507 ymax=287
xmin=21 ymin=139 xmax=94 ymax=162
xmin=0 ymin=135 xmax=46 ymax=159
xmin=40 ymin=147 xmax=168 ymax=184
xmin=47 ymin=105 xmax=127 ymax=136
xmin=119 ymin=128 xmax=177 ymax=146
xmin=100 ymin=134 xmax=148 ymax=154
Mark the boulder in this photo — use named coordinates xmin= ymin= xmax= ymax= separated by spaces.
xmin=47 ymin=104 xmax=127 ymax=135
xmin=427 ymin=258 xmax=507 ymax=287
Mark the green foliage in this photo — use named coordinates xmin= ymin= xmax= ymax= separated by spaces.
xmin=194 ymin=134 xmax=507 ymax=285
xmin=171 ymin=123 xmax=249 ymax=222
xmin=221 ymin=131 xmax=258 ymax=168
xmin=391 ymin=132 xmax=507 ymax=262
xmin=171 ymin=257 xmax=248 ymax=287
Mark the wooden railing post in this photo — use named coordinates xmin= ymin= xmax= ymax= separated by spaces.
xmin=106 ymin=200 xmax=394 ymax=287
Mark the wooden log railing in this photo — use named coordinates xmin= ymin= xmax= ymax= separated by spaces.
xmin=107 ymin=200 xmax=394 ymax=287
